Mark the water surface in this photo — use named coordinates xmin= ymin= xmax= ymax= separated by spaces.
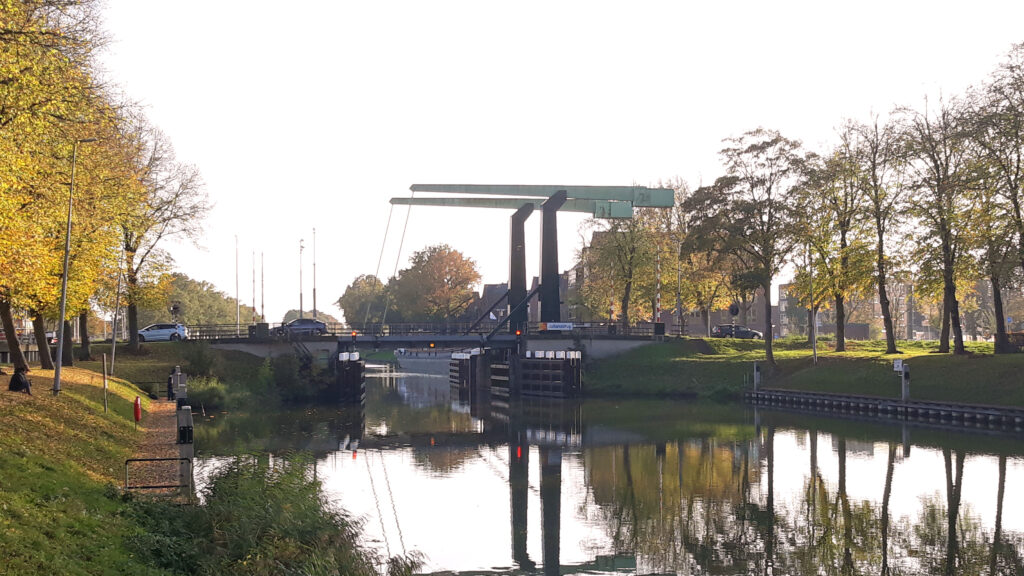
xmin=195 ymin=368 xmax=1024 ymax=575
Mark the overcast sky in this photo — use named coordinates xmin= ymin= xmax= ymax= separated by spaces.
xmin=98 ymin=1 xmax=1024 ymax=323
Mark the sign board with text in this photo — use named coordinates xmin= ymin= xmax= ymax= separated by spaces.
xmin=539 ymin=322 xmax=574 ymax=331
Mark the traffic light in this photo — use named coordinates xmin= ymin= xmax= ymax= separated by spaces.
xmin=350 ymin=330 xmax=357 ymax=343
xmin=429 ymin=341 xmax=435 ymax=349
xmin=515 ymin=328 xmax=523 ymax=355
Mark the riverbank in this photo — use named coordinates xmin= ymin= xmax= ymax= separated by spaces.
xmin=585 ymin=337 xmax=1024 ymax=406
xmin=0 ymin=346 xmax=415 ymax=575
xmin=0 ymin=366 xmax=166 ymax=573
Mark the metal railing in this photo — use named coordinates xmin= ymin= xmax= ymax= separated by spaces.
xmin=184 ymin=321 xmax=667 ymax=341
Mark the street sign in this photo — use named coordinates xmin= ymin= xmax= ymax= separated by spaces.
xmin=893 ymin=359 xmax=903 ymax=372
xmin=540 ymin=322 xmax=574 ymax=331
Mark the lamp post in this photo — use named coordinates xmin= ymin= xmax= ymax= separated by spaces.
xmin=299 ymin=239 xmax=304 ymax=319
xmin=312 ymin=227 xmax=317 ymax=320
xmin=54 ymin=137 xmax=96 ymax=396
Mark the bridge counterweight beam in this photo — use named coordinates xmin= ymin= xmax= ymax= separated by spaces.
xmin=540 ymin=191 xmax=567 ymax=323
xmin=510 ymin=204 xmax=533 ymax=335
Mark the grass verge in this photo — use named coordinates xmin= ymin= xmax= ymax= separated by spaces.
xmin=586 ymin=337 xmax=1024 ymax=406
xmin=0 ymin=366 xmax=169 ymax=575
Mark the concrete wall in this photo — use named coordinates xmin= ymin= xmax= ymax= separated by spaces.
xmin=211 ymin=341 xmax=339 ymax=358
xmin=528 ymin=338 xmax=653 ymax=360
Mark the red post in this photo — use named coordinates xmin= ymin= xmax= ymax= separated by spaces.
xmin=133 ymin=396 xmax=142 ymax=429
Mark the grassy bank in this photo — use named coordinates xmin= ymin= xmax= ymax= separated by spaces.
xmin=1 ymin=345 xmax=414 ymax=575
xmin=586 ymin=337 xmax=1024 ymax=406
xmin=0 ymin=366 xmax=166 ymax=574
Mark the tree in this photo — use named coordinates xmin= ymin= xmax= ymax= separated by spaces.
xmin=281 ymin=309 xmax=339 ymax=324
xmin=0 ymin=0 xmax=106 ymax=369
xmin=795 ymin=126 xmax=874 ymax=351
xmin=388 ymin=244 xmax=480 ymax=322
xmin=977 ymin=43 xmax=1024 ymax=277
xmin=854 ymin=115 xmax=909 ymax=354
xmin=335 ymin=274 xmax=387 ymax=329
xmin=902 ymin=97 xmax=976 ymax=354
xmin=120 ymin=119 xmax=209 ymax=352
xmin=690 ymin=129 xmax=806 ymax=369
xmin=578 ymin=220 xmax=656 ymax=329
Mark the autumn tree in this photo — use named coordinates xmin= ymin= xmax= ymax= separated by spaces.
xmin=976 ymin=43 xmax=1024 ymax=276
xmin=120 ymin=119 xmax=209 ymax=352
xmin=578 ymin=219 xmax=656 ymax=328
xmin=389 ymin=244 xmax=480 ymax=323
xmin=335 ymin=274 xmax=387 ymax=329
xmin=901 ymin=98 xmax=976 ymax=354
xmin=794 ymin=128 xmax=874 ymax=351
xmin=852 ymin=115 xmax=909 ymax=354
xmin=0 ymin=0 xmax=106 ymax=369
xmin=689 ymin=129 xmax=806 ymax=369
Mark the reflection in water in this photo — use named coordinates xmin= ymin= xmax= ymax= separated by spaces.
xmin=195 ymin=369 xmax=1024 ymax=575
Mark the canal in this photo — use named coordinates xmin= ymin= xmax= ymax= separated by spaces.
xmin=194 ymin=366 xmax=1024 ymax=575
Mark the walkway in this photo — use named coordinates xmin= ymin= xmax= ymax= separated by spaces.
xmin=130 ymin=398 xmax=188 ymax=499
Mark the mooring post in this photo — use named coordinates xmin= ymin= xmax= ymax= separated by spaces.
xmin=901 ymin=363 xmax=910 ymax=402
xmin=753 ymin=361 xmax=761 ymax=391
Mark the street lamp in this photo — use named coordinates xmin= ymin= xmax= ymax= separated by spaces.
xmin=54 ymin=137 xmax=97 ymax=396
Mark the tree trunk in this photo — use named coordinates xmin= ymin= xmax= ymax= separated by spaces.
xmin=836 ymin=233 xmax=848 ymax=352
xmin=61 ymin=320 xmax=74 ymax=367
xmin=765 ymin=426 xmax=775 ymax=575
xmin=992 ymin=276 xmax=1010 ymax=354
xmin=988 ymin=455 xmax=1006 ymax=576
xmin=806 ymin=308 xmax=813 ymax=344
xmin=127 ymin=301 xmax=140 ymax=353
xmin=762 ymin=283 xmax=776 ymax=369
xmin=881 ymin=443 xmax=896 ymax=576
xmin=876 ymin=225 xmax=899 ymax=354
xmin=947 ymin=280 xmax=966 ymax=355
xmin=78 ymin=310 xmax=92 ymax=361
xmin=943 ymin=448 xmax=964 ymax=576
xmin=939 ymin=288 xmax=952 ymax=353
xmin=835 ymin=293 xmax=846 ymax=352
xmin=839 ymin=439 xmax=854 ymax=574
xmin=31 ymin=311 xmax=54 ymax=370
xmin=0 ymin=298 xmax=29 ymax=371
xmin=702 ymin=307 xmax=711 ymax=337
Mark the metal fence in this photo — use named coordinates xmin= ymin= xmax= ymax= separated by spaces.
xmin=182 ymin=321 xmax=669 ymax=341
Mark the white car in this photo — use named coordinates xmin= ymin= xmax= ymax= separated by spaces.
xmin=138 ymin=323 xmax=189 ymax=342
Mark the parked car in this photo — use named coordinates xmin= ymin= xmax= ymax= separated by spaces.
xmin=711 ymin=324 xmax=762 ymax=339
xmin=138 ymin=323 xmax=189 ymax=342
xmin=275 ymin=318 xmax=328 ymax=337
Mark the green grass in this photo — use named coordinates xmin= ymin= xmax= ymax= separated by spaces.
xmin=0 ymin=367 xmax=171 ymax=575
xmin=78 ymin=343 xmax=264 ymax=398
xmin=587 ymin=337 xmax=1024 ymax=406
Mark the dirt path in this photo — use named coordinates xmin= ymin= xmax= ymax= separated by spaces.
xmin=129 ymin=398 xmax=187 ymax=498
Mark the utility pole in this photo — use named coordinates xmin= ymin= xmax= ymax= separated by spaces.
xmin=261 ymin=252 xmax=265 ymax=322
xmin=235 ymin=235 xmax=240 ymax=337
xmin=312 ymin=227 xmax=317 ymax=320
xmin=299 ymin=239 xmax=304 ymax=319
xmin=251 ymin=250 xmax=256 ymax=324
xmin=676 ymin=241 xmax=682 ymax=337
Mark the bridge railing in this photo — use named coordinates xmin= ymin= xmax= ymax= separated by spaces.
xmin=188 ymin=320 xmax=661 ymax=341
xmin=353 ymin=322 xmax=500 ymax=336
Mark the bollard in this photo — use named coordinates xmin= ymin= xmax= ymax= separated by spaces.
xmin=752 ymin=362 xmax=761 ymax=390
xmin=901 ymin=363 xmax=910 ymax=402
xmin=177 ymin=405 xmax=194 ymax=444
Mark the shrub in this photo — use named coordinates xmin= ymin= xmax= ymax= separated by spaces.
xmin=128 ymin=454 xmax=420 ymax=575
xmin=181 ymin=341 xmax=217 ymax=376
xmin=186 ymin=376 xmax=227 ymax=412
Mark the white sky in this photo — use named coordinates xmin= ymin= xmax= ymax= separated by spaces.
xmin=98 ymin=1 xmax=1024 ymax=323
